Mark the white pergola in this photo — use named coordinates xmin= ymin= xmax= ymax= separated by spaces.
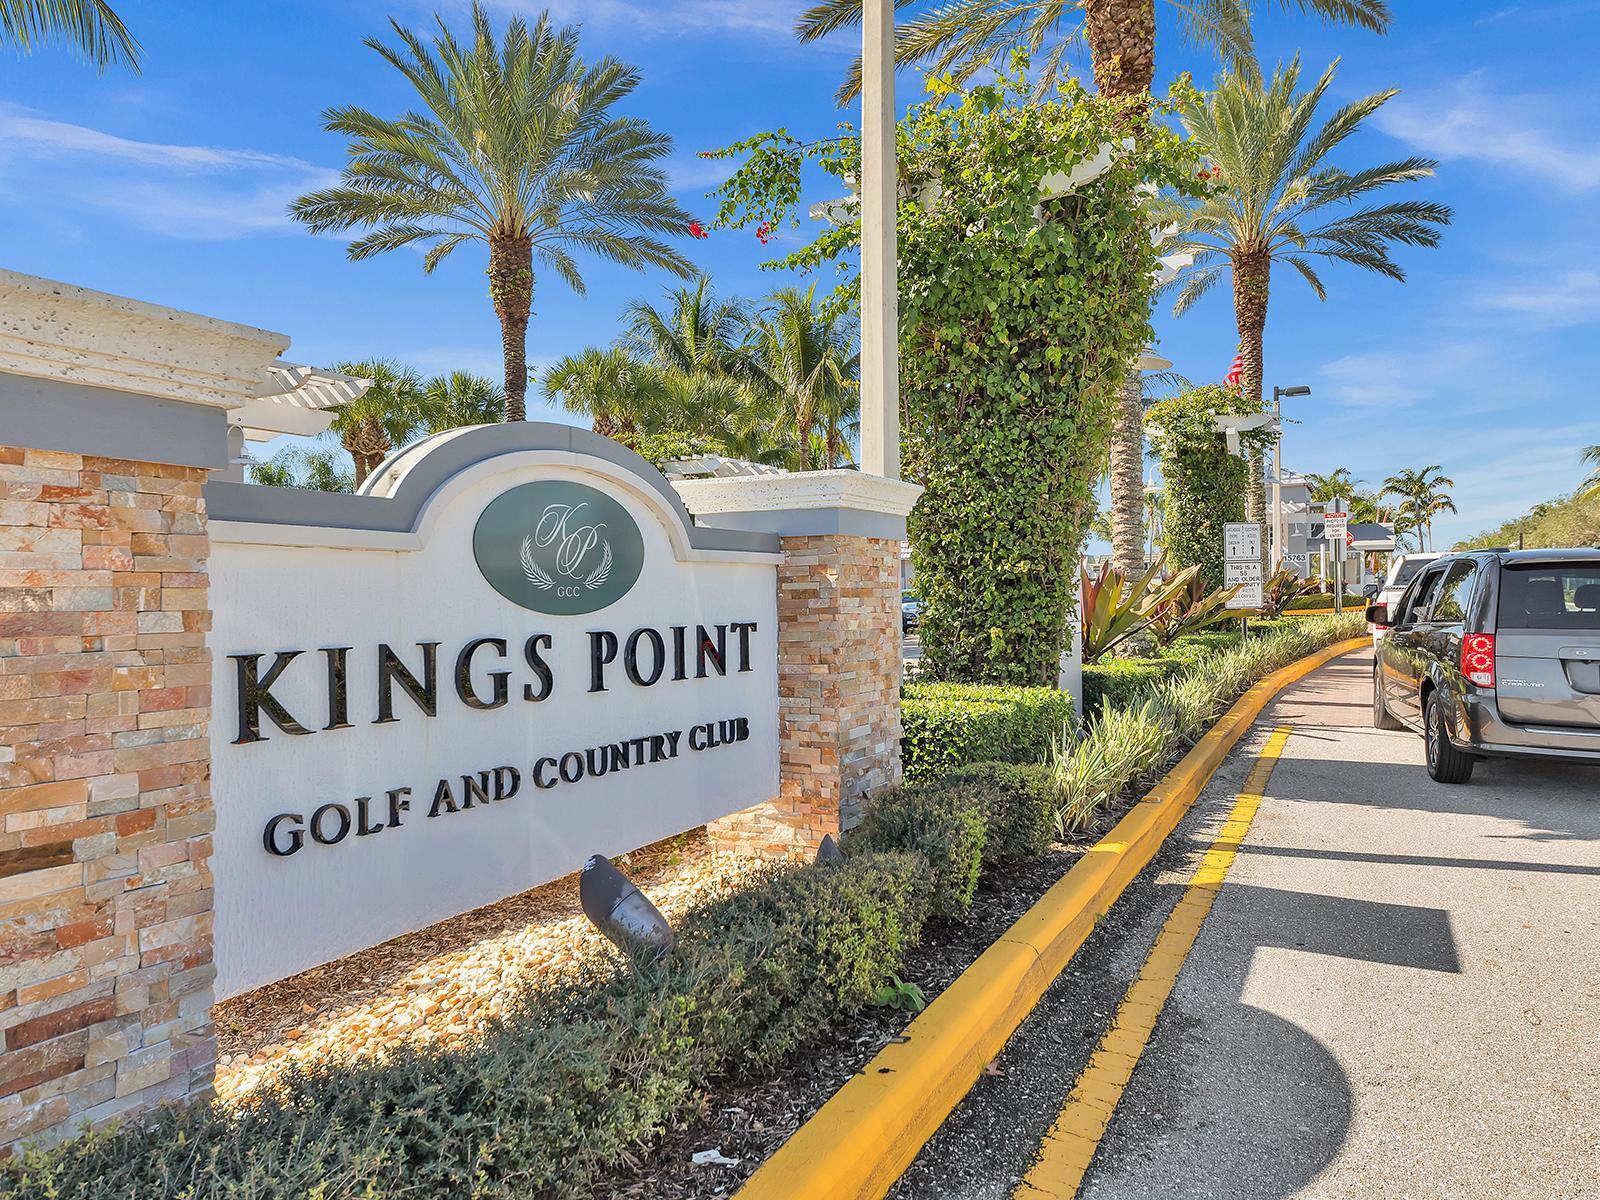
xmin=859 ymin=0 xmax=898 ymax=481
xmin=231 ymin=362 xmax=371 ymax=443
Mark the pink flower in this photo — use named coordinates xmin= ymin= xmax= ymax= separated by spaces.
xmin=756 ymin=221 xmax=771 ymax=245
xmin=689 ymin=221 xmax=709 ymax=240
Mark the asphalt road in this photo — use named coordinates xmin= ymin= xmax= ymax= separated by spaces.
xmin=893 ymin=646 xmax=1600 ymax=1200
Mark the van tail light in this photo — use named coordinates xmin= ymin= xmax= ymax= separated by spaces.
xmin=1461 ymin=633 xmax=1495 ymax=688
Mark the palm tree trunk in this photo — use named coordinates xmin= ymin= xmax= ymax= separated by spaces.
xmin=489 ymin=231 xmax=533 ymax=422
xmin=1082 ymin=0 xmax=1156 ymax=100
xmin=1109 ymin=371 xmax=1146 ymax=575
xmin=1234 ymin=248 xmax=1271 ymax=571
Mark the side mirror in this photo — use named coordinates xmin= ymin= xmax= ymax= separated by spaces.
xmin=1362 ymin=583 xmax=1379 ymax=598
xmin=1365 ymin=603 xmax=1390 ymax=626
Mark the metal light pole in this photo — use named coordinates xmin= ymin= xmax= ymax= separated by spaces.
xmin=1271 ymin=385 xmax=1310 ymax=570
xmin=859 ymin=0 xmax=899 ymax=480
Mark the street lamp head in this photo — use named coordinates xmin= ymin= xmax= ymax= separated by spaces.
xmin=1277 ymin=385 xmax=1312 ymax=398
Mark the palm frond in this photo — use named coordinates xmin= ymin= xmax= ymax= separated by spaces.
xmin=0 ymin=0 xmax=140 ymax=70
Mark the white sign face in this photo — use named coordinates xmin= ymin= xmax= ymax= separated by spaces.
xmin=208 ymin=441 xmax=781 ymax=998
xmin=1224 ymin=522 xmax=1262 ymax=561
xmin=1225 ymin=560 xmax=1264 ymax=585
xmin=1324 ymin=512 xmax=1349 ymax=540
xmin=1227 ymin=582 xmax=1264 ymax=610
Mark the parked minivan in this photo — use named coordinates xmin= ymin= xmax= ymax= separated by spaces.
xmin=1368 ymin=549 xmax=1600 ymax=782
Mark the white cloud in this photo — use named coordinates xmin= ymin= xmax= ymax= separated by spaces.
xmin=1374 ymin=75 xmax=1600 ymax=192
xmin=0 ymin=106 xmax=336 ymax=239
xmin=1315 ymin=341 xmax=1493 ymax=410
xmin=475 ymin=0 xmax=802 ymax=40
xmin=1480 ymin=268 xmax=1600 ymax=326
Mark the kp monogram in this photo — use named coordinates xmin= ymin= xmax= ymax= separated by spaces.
xmin=520 ymin=502 xmax=613 ymax=593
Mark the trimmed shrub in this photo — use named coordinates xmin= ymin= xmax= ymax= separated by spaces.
xmin=901 ymin=681 xmax=1075 ymax=784
xmin=845 ymin=786 xmax=987 ymax=919
xmin=1081 ymin=657 xmax=1185 ymax=712
xmin=937 ymin=762 xmax=1061 ymax=864
xmin=2 ymin=853 xmax=933 ymax=1200
xmin=1285 ymin=593 xmax=1365 ymax=611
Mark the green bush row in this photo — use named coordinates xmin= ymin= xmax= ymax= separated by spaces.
xmin=1284 ymin=593 xmax=1366 ymax=610
xmin=3 ymin=762 xmax=1060 ymax=1200
xmin=6 ymin=619 xmax=1363 ymax=1199
xmin=901 ymin=681 xmax=1075 ymax=785
xmin=1054 ymin=613 xmax=1365 ymax=831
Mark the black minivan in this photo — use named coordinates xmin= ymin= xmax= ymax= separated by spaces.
xmin=1368 ymin=549 xmax=1600 ymax=783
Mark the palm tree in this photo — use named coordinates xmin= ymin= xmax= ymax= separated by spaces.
xmin=795 ymin=0 xmax=1388 ymax=104
xmin=1383 ymin=465 xmax=1455 ymax=552
xmin=622 ymin=278 xmax=755 ymax=381
xmin=291 ymin=4 xmax=694 ymax=423
xmin=248 ymin=446 xmax=356 ymax=493
xmin=1305 ymin=467 xmax=1360 ymax=503
xmin=1582 ymin=445 xmax=1600 ymax=498
xmin=1 ymin=0 xmax=139 ymax=70
xmin=326 ymin=360 xmax=426 ymax=488
xmin=1159 ymin=57 xmax=1450 ymax=553
xmin=541 ymin=346 xmax=661 ymax=440
xmin=749 ymin=285 xmax=860 ymax=471
xmin=418 ymin=371 xmax=505 ymax=433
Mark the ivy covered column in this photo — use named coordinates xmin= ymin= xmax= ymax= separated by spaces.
xmin=673 ymin=472 xmax=921 ymax=858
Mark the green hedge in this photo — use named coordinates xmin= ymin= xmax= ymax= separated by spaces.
xmin=1081 ymin=657 xmax=1186 ymax=713
xmin=901 ymin=681 xmax=1075 ymax=784
xmin=1284 ymin=593 xmax=1365 ymax=611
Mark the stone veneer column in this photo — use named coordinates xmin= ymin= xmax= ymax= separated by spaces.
xmin=672 ymin=472 xmax=922 ymax=858
xmin=0 ymin=267 xmax=294 ymax=1154
xmin=0 ymin=447 xmax=217 ymax=1152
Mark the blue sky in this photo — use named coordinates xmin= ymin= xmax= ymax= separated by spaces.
xmin=2 ymin=0 xmax=1596 ymax=545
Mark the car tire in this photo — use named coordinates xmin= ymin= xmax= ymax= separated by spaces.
xmin=1425 ymin=691 xmax=1475 ymax=784
xmin=1373 ymin=667 xmax=1405 ymax=730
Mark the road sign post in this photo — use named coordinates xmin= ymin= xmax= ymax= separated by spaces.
xmin=1224 ymin=522 xmax=1265 ymax=630
xmin=1324 ymin=505 xmax=1350 ymax=614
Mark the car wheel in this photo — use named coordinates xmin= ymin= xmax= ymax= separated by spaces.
xmin=1373 ymin=666 xmax=1405 ymax=730
xmin=1424 ymin=692 xmax=1475 ymax=784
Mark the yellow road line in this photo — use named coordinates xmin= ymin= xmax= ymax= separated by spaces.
xmin=1015 ymin=725 xmax=1295 ymax=1199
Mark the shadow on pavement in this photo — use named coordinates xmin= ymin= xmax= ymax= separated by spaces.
xmin=1240 ymin=843 xmax=1600 ymax=878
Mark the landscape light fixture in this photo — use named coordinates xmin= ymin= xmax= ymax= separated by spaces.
xmin=579 ymin=854 xmax=675 ymax=957
xmin=815 ymin=833 xmax=843 ymax=865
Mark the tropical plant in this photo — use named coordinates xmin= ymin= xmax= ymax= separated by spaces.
xmin=1304 ymin=468 xmax=1360 ymax=502
xmin=1582 ymin=445 xmax=1600 ymax=498
xmin=290 ymin=4 xmax=694 ymax=423
xmin=1080 ymin=556 xmax=1200 ymax=662
xmin=418 ymin=371 xmax=504 ymax=433
xmin=749 ymin=284 xmax=860 ymax=471
xmin=622 ymin=277 xmax=754 ymax=381
xmin=1382 ymin=464 xmax=1455 ymax=551
xmin=1260 ymin=565 xmax=1318 ymax=616
xmin=247 ymin=446 xmax=356 ymax=493
xmin=1144 ymin=573 xmax=1243 ymax=645
xmin=325 ymin=359 xmax=426 ymax=487
xmin=794 ymin=0 xmax=1389 ymax=104
xmin=541 ymin=346 xmax=659 ymax=440
xmin=1157 ymin=56 xmax=1451 ymax=548
xmin=0 ymin=0 xmax=138 ymax=70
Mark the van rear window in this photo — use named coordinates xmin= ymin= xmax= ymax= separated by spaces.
xmin=1497 ymin=563 xmax=1600 ymax=629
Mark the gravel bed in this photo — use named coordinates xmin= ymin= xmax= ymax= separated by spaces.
xmin=212 ymin=830 xmax=755 ymax=1104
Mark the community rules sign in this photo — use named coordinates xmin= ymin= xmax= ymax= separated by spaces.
xmin=208 ymin=432 xmax=781 ymax=997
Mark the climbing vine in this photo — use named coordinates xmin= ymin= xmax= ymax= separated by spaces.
xmin=709 ymin=69 xmax=1209 ymax=683
xmin=1145 ymin=384 xmax=1273 ymax=590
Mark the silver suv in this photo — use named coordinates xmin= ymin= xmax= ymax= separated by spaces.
xmin=1368 ymin=549 xmax=1600 ymax=783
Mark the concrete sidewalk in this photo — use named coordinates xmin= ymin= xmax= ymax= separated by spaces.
xmin=892 ymin=648 xmax=1600 ymax=1200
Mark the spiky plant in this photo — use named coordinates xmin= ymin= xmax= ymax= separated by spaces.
xmin=291 ymin=3 xmax=694 ymax=423
xmin=1582 ymin=446 xmax=1600 ymax=499
xmin=0 ymin=0 xmax=138 ymax=70
xmin=621 ymin=277 xmax=756 ymax=381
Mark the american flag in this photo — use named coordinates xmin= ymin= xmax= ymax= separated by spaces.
xmin=1224 ymin=354 xmax=1244 ymax=390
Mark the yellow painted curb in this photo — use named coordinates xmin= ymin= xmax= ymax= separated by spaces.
xmin=733 ymin=636 xmax=1369 ymax=1200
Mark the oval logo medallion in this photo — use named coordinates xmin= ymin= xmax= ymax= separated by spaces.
xmin=473 ymin=480 xmax=645 ymax=614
